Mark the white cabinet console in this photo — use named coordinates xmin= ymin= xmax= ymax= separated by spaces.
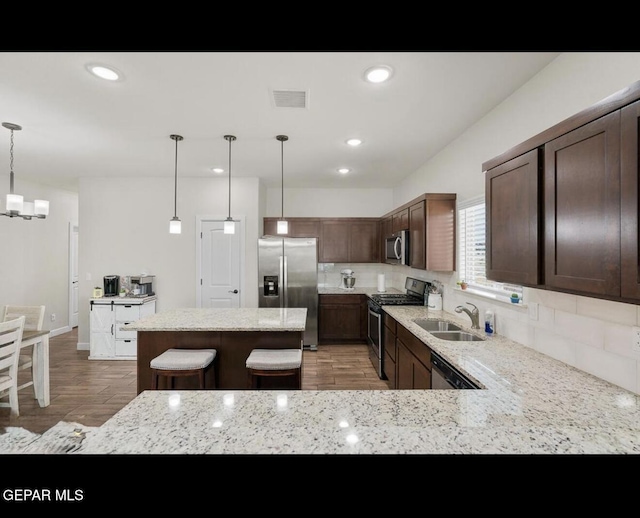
xmin=89 ymin=296 xmax=156 ymax=359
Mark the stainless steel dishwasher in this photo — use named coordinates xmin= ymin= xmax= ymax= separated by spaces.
xmin=430 ymin=351 xmax=479 ymax=389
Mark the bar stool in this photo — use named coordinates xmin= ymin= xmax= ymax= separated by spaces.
xmin=150 ymin=348 xmax=217 ymax=389
xmin=246 ymin=348 xmax=302 ymax=389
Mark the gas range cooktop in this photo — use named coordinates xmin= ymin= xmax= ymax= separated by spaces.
xmin=369 ymin=293 xmax=423 ymax=305
xmin=368 ymin=277 xmax=430 ymax=306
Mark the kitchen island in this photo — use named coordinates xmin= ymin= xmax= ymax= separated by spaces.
xmin=71 ymin=305 xmax=639 ymax=454
xmin=124 ymin=307 xmax=306 ymax=392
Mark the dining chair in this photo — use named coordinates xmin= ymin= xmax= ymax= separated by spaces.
xmin=2 ymin=305 xmax=45 ymax=397
xmin=0 ymin=315 xmax=26 ymax=416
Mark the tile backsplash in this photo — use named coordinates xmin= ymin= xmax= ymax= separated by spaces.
xmin=322 ymin=263 xmax=640 ymax=395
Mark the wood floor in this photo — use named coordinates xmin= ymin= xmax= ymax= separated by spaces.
xmin=0 ymin=328 xmax=391 ymax=435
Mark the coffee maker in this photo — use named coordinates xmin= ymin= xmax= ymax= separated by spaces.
xmin=130 ymin=275 xmax=155 ymax=297
xmin=103 ymin=275 xmax=120 ymax=297
xmin=340 ymin=269 xmax=356 ymax=290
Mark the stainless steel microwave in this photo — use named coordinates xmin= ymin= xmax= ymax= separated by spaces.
xmin=385 ymin=230 xmax=409 ymax=265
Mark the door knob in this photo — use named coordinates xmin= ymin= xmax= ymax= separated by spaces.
xmin=229 ymin=289 xmax=238 ymax=293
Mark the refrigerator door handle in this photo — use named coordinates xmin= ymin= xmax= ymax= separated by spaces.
xmin=283 ymin=255 xmax=288 ymax=308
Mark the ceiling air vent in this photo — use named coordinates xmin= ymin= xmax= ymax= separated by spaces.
xmin=271 ymin=89 xmax=309 ymax=109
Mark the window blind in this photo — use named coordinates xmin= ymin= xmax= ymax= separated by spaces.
xmin=457 ymin=196 xmax=523 ymax=298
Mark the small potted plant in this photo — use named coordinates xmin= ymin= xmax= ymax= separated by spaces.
xmin=510 ymin=293 xmax=520 ymax=304
xmin=457 ymin=280 xmax=468 ymax=290
xmin=119 ymin=287 xmax=127 ymax=298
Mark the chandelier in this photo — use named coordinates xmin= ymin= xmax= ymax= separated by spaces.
xmin=1 ymin=122 xmax=49 ymax=220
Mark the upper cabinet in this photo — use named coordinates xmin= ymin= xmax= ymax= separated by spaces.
xmin=621 ymin=99 xmax=640 ymax=299
xmin=263 ymin=218 xmax=320 ymax=239
xmin=484 ymin=79 xmax=640 ymax=304
xmin=382 ymin=194 xmax=456 ymax=272
xmin=392 ymin=209 xmax=409 ymax=233
xmin=486 ymin=149 xmax=542 ymax=286
xmin=545 ymin=111 xmax=621 ymax=297
xmin=320 ymin=219 xmax=379 ymax=263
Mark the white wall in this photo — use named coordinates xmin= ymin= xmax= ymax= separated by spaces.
xmin=265 ymin=187 xmax=393 ymax=217
xmin=77 ymin=176 xmax=261 ymax=345
xmin=0 ymin=179 xmax=78 ymax=335
xmin=391 ymin=52 xmax=640 ymax=394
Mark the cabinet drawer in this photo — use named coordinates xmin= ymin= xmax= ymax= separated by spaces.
xmin=397 ymin=323 xmax=431 ymax=368
xmin=115 ymin=339 xmax=136 ymax=357
xmin=115 ymin=326 xmax=137 ymax=340
xmin=320 ymin=294 xmax=361 ymax=305
xmin=115 ymin=304 xmax=140 ymax=321
xmin=383 ymin=313 xmax=396 ymax=333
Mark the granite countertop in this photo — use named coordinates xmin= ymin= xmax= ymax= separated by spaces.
xmin=75 ymin=306 xmax=639 ymax=454
xmin=318 ymin=285 xmax=403 ymax=296
xmin=121 ymin=307 xmax=307 ymax=332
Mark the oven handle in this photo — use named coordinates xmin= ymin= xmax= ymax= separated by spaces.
xmin=368 ymin=307 xmax=382 ymax=345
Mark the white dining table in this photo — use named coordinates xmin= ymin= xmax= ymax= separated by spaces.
xmin=20 ymin=329 xmax=50 ymax=407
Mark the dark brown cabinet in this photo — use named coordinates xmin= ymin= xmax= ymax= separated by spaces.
xmin=392 ymin=209 xmax=409 ymax=232
xmin=319 ymin=219 xmax=379 ymax=263
xmin=621 ymin=99 xmax=640 ymax=299
xmin=483 ymin=80 xmax=640 ymax=304
xmin=425 ymin=196 xmax=457 ymax=271
xmin=318 ymin=294 xmax=367 ymax=344
xmin=409 ymin=201 xmax=425 ymax=269
xmin=320 ymin=220 xmax=350 ymax=262
xmin=486 ymin=149 xmax=542 ymax=286
xmin=395 ymin=323 xmax=431 ymax=389
xmin=380 ymin=194 xmax=456 ymax=271
xmin=263 ymin=218 xmax=320 ymax=239
xmin=263 ymin=217 xmax=379 ymax=263
xmin=381 ymin=215 xmax=392 ymax=260
xmin=382 ymin=313 xmax=397 ymax=386
xmin=545 ymin=111 xmax=621 ymax=297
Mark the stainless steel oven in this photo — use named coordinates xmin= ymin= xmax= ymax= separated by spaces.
xmin=367 ymin=277 xmax=429 ymax=379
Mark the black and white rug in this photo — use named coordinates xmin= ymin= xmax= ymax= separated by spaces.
xmin=0 ymin=421 xmax=99 ymax=454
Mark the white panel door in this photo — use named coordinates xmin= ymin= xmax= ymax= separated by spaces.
xmin=69 ymin=223 xmax=79 ymax=328
xmin=200 ymin=220 xmax=241 ymax=308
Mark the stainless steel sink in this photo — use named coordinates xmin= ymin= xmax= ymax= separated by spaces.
xmin=413 ymin=319 xmax=461 ymax=332
xmin=429 ymin=331 xmax=485 ymax=342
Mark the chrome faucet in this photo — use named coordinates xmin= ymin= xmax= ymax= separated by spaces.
xmin=455 ymin=302 xmax=480 ymax=329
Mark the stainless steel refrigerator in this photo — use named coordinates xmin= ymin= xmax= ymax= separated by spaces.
xmin=258 ymin=236 xmax=318 ymax=350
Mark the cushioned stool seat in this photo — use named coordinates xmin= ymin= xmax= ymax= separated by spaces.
xmin=150 ymin=348 xmax=217 ymax=389
xmin=246 ymin=348 xmax=302 ymax=389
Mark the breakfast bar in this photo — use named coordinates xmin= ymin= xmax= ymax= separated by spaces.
xmin=124 ymin=308 xmax=306 ymax=392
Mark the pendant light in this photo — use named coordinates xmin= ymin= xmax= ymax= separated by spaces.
xmin=1 ymin=122 xmax=49 ymax=220
xmin=169 ymin=134 xmax=183 ymax=234
xmin=276 ymin=135 xmax=289 ymax=234
xmin=223 ymin=134 xmax=236 ymax=234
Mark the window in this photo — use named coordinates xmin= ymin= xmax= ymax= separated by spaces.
xmin=458 ymin=196 xmax=523 ymax=299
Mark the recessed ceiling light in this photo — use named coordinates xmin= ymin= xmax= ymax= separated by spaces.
xmin=346 ymin=138 xmax=362 ymax=147
xmin=338 ymin=168 xmax=350 ymax=174
xmin=364 ymin=65 xmax=393 ymax=83
xmin=212 ymin=168 xmax=224 ymax=174
xmin=85 ymin=63 xmax=123 ymax=81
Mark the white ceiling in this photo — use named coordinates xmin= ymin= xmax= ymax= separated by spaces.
xmin=0 ymin=51 xmax=560 ymax=192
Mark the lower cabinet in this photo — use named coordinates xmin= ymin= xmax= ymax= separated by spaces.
xmin=395 ymin=322 xmax=431 ymax=389
xmin=89 ymin=298 xmax=156 ymax=359
xmin=318 ymin=294 xmax=367 ymax=344
xmin=382 ymin=312 xmax=397 ymax=386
